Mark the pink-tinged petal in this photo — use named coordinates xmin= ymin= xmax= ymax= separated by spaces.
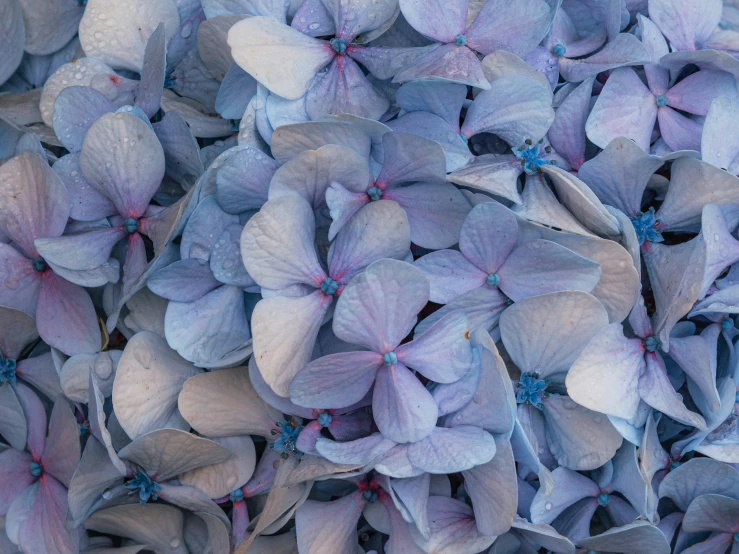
xmin=459 ymin=201 xmax=518 ymax=274
xmin=328 ymin=411 xmax=373 ymax=441
xmin=36 ymin=272 xmax=100 ymax=356
xmin=530 ymin=467 xmax=600 ymax=525
xmin=251 ymin=291 xmax=333 ymax=397
xmin=498 ymin=239 xmax=602 ymax=302
xmin=232 ymin=500 xmax=249 ymax=549
xmin=639 ymin=353 xmax=706 ymax=429
xmin=0 ymin=151 xmax=69 ymax=257
xmin=289 ymin=351 xmax=383 ymax=409
xmin=387 ymin=111 xmax=474 ymax=173
xmin=0 ymin=245 xmax=38 ymax=315
xmin=80 ymin=112 xmax=165 ymax=219
xmin=585 ymin=67 xmax=656 ymax=152
xmin=148 ymin=258 xmax=221 ymax=302
xmin=397 ymin=310 xmax=471 ymax=383
xmin=398 ymin=0 xmax=467 ymax=43
xmin=414 ymin=250 xmax=487 ymax=304
xmin=547 ymin=78 xmax=593 ymax=170
xmin=53 ymin=153 xmax=119 ymax=222
xmin=0 ymin=384 xmax=27 ymax=451
xmin=34 ymin=227 xmax=126 ymax=272
xmin=393 ymin=43 xmax=490 ymax=90
xmin=408 ymin=496 xmax=496 ymax=554
xmin=558 ymin=33 xmax=651 ymax=83
xmin=306 ymin=55 xmax=389 ymax=121
xmin=578 ymin=137 xmax=663 ymax=217
xmin=462 ymin=436 xmax=517 ymax=536
xmin=466 ymin=0 xmax=550 ymax=57
xmin=241 ymin=195 xmax=326 ymax=290
xmin=643 ymin=240 xmax=706 ymax=348
xmin=39 ymin=396 xmax=80 ymax=487
xmin=500 ymin=291 xmax=609 ymax=378
xmin=447 ymin=154 xmax=523 ymax=203
xmin=18 ymin=474 xmax=78 ymax=554
xmin=413 ymin=285 xmax=508 ymax=337
xmin=333 ymin=259 xmax=428 ymax=352
xmin=657 ymin=106 xmax=703 ymax=152
xmin=164 ymin=284 xmax=251 ymax=367
xmin=14 ymin=384 xmax=46 ymax=459
xmin=113 ymin=332 xmax=201 ymax=440
xmin=543 ymin=394 xmax=623 ymax=471
xmin=295 ymin=420 xmax=323 ymax=455
xmin=702 ymin=95 xmax=739 ymax=171
xmin=269 ymin=144 xmax=369 ymax=210
xmin=0 ymin=448 xmax=34 ymax=515
xmin=462 ymin=75 xmax=553 ymax=145
xmin=648 ymin=0 xmax=722 ymax=51
xmin=329 ymin=200 xmax=411 ymax=286
xmin=377 ymin=131 xmax=447 ymax=187
xmin=576 ymin=522 xmax=671 ymax=554
xmin=396 ymin=81 xmax=467 ymax=131
xmin=667 ymin=70 xmax=737 ymax=116
xmin=228 ymin=16 xmax=335 ymax=100
xmin=325 ymin=182 xmax=372 ymax=241
xmin=296 ymin=492 xmax=365 ymax=554
xmin=638 ymin=14 xmax=670 ymax=95
xmin=384 ymin=183 xmax=471 ymax=250
xmin=179 ymin=367 xmax=281 ymax=439
xmin=656 ymin=158 xmax=739 ymax=233
xmin=407 ymin=425 xmax=496 ymax=473
xmin=566 ymin=323 xmax=644 ymax=420
xmin=373 ymin=362 xmax=438 ymax=443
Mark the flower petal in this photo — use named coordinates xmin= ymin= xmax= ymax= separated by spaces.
xmin=296 ymin=492 xmax=365 ymax=554
xmin=407 ymin=425 xmax=496 ymax=473
xmin=465 ymin=0 xmax=550 ymax=57
xmin=35 ymin=227 xmax=126 ymax=272
xmin=51 ymin=86 xmax=116 ymax=153
xmin=39 ymin=396 xmax=80 ymax=487
xmin=648 ymin=0 xmax=722 ymax=51
xmin=398 ymin=0 xmax=466 ymax=43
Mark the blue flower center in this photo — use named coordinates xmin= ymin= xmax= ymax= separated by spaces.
xmin=270 ymin=419 xmax=304 ymax=459
xmin=487 ymin=273 xmax=501 ymax=287
xmin=644 ymin=336 xmax=661 ymax=352
xmin=362 ymin=490 xmax=378 ymax=503
xmin=515 ymin=372 xmax=549 ymax=410
xmin=0 ymin=353 xmax=17 ymax=386
xmin=656 ymin=94 xmax=668 ymax=108
xmin=317 ymin=412 xmax=333 ymax=428
xmin=367 ymin=186 xmax=383 ymax=201
xmin=124 ymin=471 xmax=162 ymax=504
xmin=630 ymin=207 xmax=663 ymax=246
xmin=723 ymin=317 xmax=734 ymax=332
xmin=320 ymin=277 xmax=339 ymax=296
xmin=79 ymin=422 xmax=89 ymax=437
xmin=230 ymin=488 xmax=244 ymax=503
xmin=164 ymin=72 xmax=176 ymax=89
xmin=734 ymin=532 xmax=739 ymax=542
xmin=330 ymin=38 xmax=347 ymax=54
xmin=29 ymin=462 xmax=42 ymax=477
xmin=597 ymin=493 xmax=610 ymax=506
xmin=735 ymin=391 xmax=739 ymax=404
xmin=670 ymin=460 xmax=681 ymax=471
xmin=123 ymin=218 xmax=138 ymax=234
xmin=32 ymin=256 xmax=46 ymax=272
xmin=454 ymin=34 xmax=467 ymax=46
xmin=513 ymin=139 xmax=553 ymax=175
xmin=383 ymin=352 xmax=397 ymax=366
xmin=552 ymin=44 xmax=566 ymax=57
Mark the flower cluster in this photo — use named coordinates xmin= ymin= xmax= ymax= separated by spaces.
xmin=1 ymin=0 xmax=739 ymax=552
